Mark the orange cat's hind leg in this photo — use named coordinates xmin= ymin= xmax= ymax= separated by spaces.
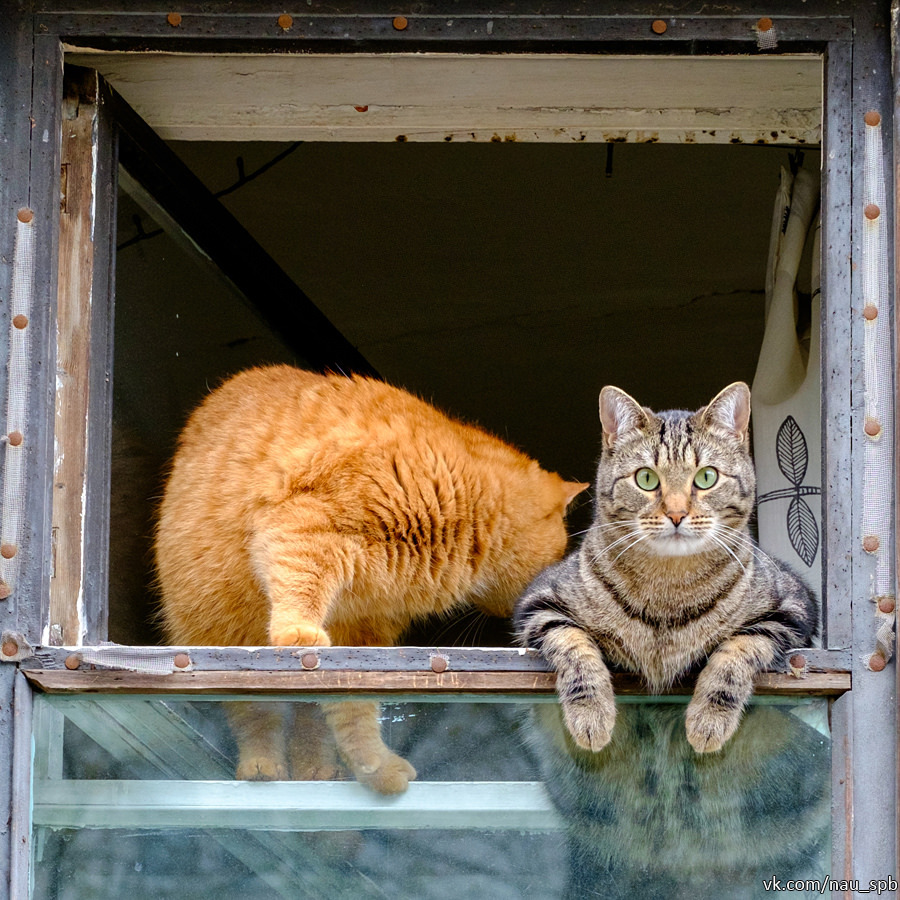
xmin=249 ymin=497 xmax=360 ymax=648
xmin=287 ymin=703 xmax=342 ymax=782
xmin=323 ymin=700 xmax=417 ymax=795
xmin=226 ymin=701 xmax=290 ymax=780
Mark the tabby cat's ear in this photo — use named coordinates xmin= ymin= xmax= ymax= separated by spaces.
xmin=695 ymin=382 xmax=751 ymax=442
xmin=599 ymin=386 xmax=650 ymax=450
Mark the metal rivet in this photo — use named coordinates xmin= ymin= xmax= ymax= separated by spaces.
xmin=167 ymin=12 xmax=182 ymax=26
xmin=278 ymin=14 xmax=293 ymax=30
xmin=869 ymin=653 xmax=886 ymax=672
xmin=757 ymin=17 xmax=774 ymax=32
xmin=301 ymin=652 xmax=319 ymax=670
xmin=863 ymin=304 xmax=878 ymax=321
xmin=392 ymin=15 xmax=408 ymax=30
xmin=430 ymin=655 xmax=448 ymax=673
xmin=0 ymin=545 xmax=16 ymax=560
xmin=355 ymin=105 xmax=369 ymax=112
xmin=789 ymin=653 xmax=807 ymax=670
xmin=864 ymin=417 xmax=882 ymax=438
xmin=173 ymin=652 xmax=191 ymax=669
xmin=865 ymin=203 xmax=880 ymax=220
xmin=0 ymin=582 xmax=10 ymax=601
xmin=865 ymin=110 xmax=881 ymax=127
xmin=12 ymin=314 xmax=28 ymax=329
xmin=17 ymin=208 xmax=34 ymax=224
xmin=651 ymin=19 xmax=667 ymax=34
xmin=863 ymin=535 xmax=880 ymax=553
xmin=2 ymin=639 xmax=18 ymax=657
xmin=878 ymin=597 xmax=896 ymax=614
xmin=7 ymin=432 xmax=23 ymax=447
xmin=64 ymin=654 xmax=81 ymax=670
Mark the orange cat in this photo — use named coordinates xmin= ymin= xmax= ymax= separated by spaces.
xmin=155 ymin=365 xmax=585 ymax=792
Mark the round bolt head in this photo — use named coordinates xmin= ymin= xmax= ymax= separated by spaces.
xmin=167 ymin=12 xmax=182 ymax=26
xmin=863 ymin=304 xmax=878 ymax=321
xmin=0 ymin=544 xmax=16 ymax=560
xmin=789 ymin=653 xmax=807 ymax=670
xmin=278 ymin=14 xmax=293 ymax=29
xmin=865 ymin=110 xmax=881 ymax=127
xmin=392 ymin=15 xmax=408 ymax=30
xmin=869 ymin=653 xmax=886 ymax=672
xmin=651 ymin=19 xmax=667 ymax=34
xmin=864 ymin=203 xmax=881 ymax=221
xmin=430 ymin=656 xmax=448 ymax=673
xmin=12 ymin=314 xmax=28 ymax=329
xmin=17 ymin=208 xmax=34 ymax=223
xmin=7 ymin=432 xmax=23 ymax=447
xmin=878 ymin=597 xmax=896 ymax=614
xmin=757 ymin=16 xmax=774 ymax=31
xmin=301 ymin=652 xmax=320 ymax=670
xmin=173 ymin=652 xmax=191 ymax=669
xmin=863 ymin=535 xmax=880 ymax=553
xmin=64 ymin=654 xmax=81 ymax=670
xmin=0 ymin=582 xmax=10 ymax=601
xmin=1 ymin=640 xmax=18 ymax=657
xmin=864 ymin=418 xmax=882 ymax=438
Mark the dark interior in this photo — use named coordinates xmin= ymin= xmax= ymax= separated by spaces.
xmin=110 ymin=140 xmax=816 ymax=644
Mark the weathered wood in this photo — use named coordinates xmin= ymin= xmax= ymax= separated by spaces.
xmin=22 ymin=643 xmax=853 ymax=673
xmin=65 ymin=52 xmax=822 ymax=144
xmin=49 ymin=70 xmax=101 ymax=646
xmin=24 ymin=667 xmax=851 ymax=696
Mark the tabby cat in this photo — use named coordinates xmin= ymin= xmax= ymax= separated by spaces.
xmin=514 ymin=382 xmax=818 ymax=754
xmin=155 ymin=364 xmax=586 ymax=793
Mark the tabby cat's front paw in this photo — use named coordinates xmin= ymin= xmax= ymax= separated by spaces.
xmin=356 ymin=752 xmax=417 ymax=795
xmin=685 ymin=696 xmax=743 ymax=753
xmin=561 ymin=694 xmax=616 ymax=752
xmin=236 ymin=755 xmax=288 ymax=781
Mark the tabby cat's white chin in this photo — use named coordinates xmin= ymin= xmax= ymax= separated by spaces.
xmin=647 ymin=533 xmax=711 ymax=557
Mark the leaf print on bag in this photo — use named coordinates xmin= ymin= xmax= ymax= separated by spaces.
xmin=757 ymin=415 xmax=821 ymax=567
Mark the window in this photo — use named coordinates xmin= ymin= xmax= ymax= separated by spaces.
xmin=0 ymin=4 xmax=894 ymax=896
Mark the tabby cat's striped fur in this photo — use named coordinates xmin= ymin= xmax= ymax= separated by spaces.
xmin=515 ymin=382 xmax=817 ymax=753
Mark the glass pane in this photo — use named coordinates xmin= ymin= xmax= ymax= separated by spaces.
xmin=31 ymin=693 xmax=830 ymax=899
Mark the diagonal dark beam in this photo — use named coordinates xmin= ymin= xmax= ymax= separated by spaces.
xmin=87 ymin=65 xmax=378 ymax=378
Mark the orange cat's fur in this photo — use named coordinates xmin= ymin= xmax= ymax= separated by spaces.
xmin=155 ymin=365 xmax=585 ymax=792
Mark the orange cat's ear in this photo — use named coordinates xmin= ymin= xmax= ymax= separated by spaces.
xmin=599 ymin=386 xmax=650 ymax=450
xmin=562 ymin=481 xmax=590 ymax=506
xmin=696 ymin=382 xmax=751 ymax=442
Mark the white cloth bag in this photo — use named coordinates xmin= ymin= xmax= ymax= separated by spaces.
xmin=751 ymin=165 xmax=821 ymax=603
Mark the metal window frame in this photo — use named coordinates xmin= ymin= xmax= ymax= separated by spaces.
xmin=0 ymin=1 xmax=896 ymax=897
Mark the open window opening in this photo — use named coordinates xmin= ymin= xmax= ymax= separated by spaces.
xmin=52 ymin=52 xmax=827 ymax=649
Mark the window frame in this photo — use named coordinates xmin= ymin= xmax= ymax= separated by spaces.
xmin=0 ymin=0 xmax=895 ymax=894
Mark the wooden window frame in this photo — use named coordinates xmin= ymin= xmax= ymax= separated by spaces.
xmin=0 ymin=1 xmax=895 ymax=894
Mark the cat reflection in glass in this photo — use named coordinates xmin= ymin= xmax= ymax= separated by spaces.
xmin=515 ymin=383 xmax=823 ymax=897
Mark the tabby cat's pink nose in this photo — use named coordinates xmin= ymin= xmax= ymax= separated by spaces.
xmin=666 ymin=511 xmax=687 ymax=526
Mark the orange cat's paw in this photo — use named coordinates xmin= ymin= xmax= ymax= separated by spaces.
xmin=290 ymin=745 xmax=342 ymax=782
xmin=356 ymin=752 xmax=417 ymax=795
xmin=236 ymin=755 xmax=288 ymax=781
xmin=270 ymin=623 xmax=332 ymax=647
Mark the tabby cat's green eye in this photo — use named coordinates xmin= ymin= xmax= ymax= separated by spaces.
xmin=694 ymin=467 xmax=719 ymax=489
xmin=635 ymin=468 xmax=660 ymax=491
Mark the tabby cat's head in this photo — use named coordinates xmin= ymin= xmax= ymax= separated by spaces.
xmin=594 ymin=383 xmax=755 ymax=559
